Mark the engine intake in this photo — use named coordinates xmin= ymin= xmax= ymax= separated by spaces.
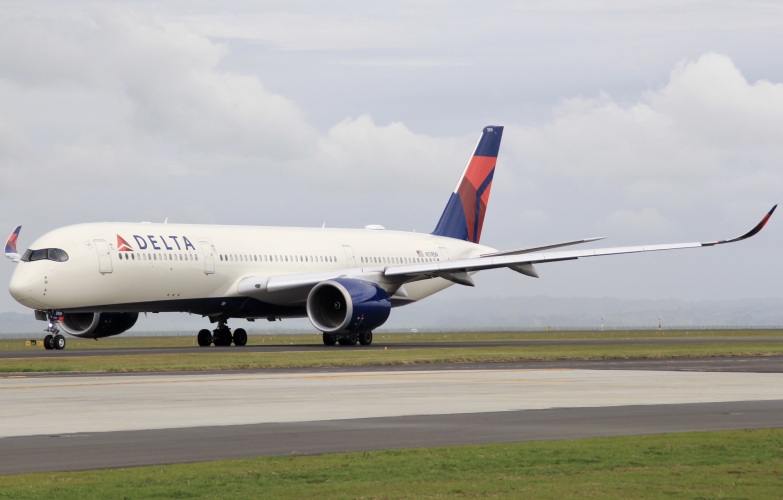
xmin=306 ymin=278 xmax=391 ymax=333
xmin=58 ymin=312 xmax=139 ymax=339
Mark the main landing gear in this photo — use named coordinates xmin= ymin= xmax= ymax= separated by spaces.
xmin=197 ymin=319 xmax=247 ymax=347
xmin=322 ymin=331 xmax=373 ymax=346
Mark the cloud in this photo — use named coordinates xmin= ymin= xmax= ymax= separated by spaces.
xmin=650 ymin=53 xmax=783 ymax=149
xmin=0 ymin=7 xmax=317 ymax=190
xmin=313 ymin=115 xmax=466 ymax=186
xmin=508 ymin=52 xmax=783 ymax=231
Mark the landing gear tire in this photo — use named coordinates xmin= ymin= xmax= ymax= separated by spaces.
xmin=44 ymin=334 xmax=54 ymax=350
xmin=213 ymin=328 xmax=232 ymax=347
xmin=53 ymin=335 xmax=66 ymax=350
xmin=197 ymin=329 xmax=212 ymax=347
xmin=233 ymin=328 xmax=247 ymax=347
xmin=338 ymin=334 xmax=358 ymax=346
xmin=358 ymin=331 xmax=373 ymax=346
xmin=323 ymin=333 xmax=337 ymax=346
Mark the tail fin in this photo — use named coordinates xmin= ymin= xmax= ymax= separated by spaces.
xmin=432 ymin=126 xmax=503 ymax=243
xmin=5 ymin=225 xmax=22 ymax=262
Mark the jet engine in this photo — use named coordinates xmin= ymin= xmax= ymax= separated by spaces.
xmin=58 ymin=312 xmax=139 ymax=339
xmin=306 ymin=278 xmax=391 ymax=333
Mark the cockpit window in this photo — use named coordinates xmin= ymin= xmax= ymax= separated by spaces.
xmin=21 ymin=248 xmax=69 ymax=262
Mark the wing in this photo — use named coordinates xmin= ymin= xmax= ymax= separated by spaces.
xmin=236 ymin=205 xmax=776 ymax=298
xmin=385 ymin=205 xmax=778 ymax=285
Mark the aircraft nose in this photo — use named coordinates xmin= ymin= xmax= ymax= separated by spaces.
xmin=8 ymin=265 xmax=40 ymax=307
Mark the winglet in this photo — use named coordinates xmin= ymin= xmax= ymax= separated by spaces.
xmin=5 ymin=225 xmax=22 ymax=262
xmin=702 ymin=205 xmax=777 ymax=246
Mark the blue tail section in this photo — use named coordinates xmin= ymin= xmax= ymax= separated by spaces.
xmin=432 ymin=126 xmax=503 ymax=243
xmin=5 ymin=225 xmax=21 ymax=255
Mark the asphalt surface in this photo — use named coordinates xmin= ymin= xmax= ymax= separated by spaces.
xmin=2 ymin=400 xmax=781 ymax=475
xmin=1 ymin=355 xmax=782 ymax=475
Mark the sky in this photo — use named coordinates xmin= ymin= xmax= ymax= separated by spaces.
xmin=1 ymin=1 xmax=782 ymax=327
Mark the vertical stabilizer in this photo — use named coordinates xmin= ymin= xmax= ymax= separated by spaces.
xmin=5 ymin=225 xmax=22 ymax=262
xmin=432 ymin=126 xmax=503 ymax=243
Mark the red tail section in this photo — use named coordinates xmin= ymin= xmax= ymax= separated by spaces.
xmin=432 ymin=126 xmax=503 ymax=243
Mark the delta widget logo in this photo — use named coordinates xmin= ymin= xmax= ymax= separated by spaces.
xmin=117 ymin=235 xmax=134 ymax=252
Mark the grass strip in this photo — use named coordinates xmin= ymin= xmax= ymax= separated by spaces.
xmin=1 ymin=429 xmax=781 ymax=498
xmin=1 ymin=342 xmax=783 ymax=373
xmin=2 ymin=329 xmax=782 ymax=351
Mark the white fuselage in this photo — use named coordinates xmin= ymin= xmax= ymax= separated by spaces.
xmin=8 ymin=222 xmax=494 ymax=318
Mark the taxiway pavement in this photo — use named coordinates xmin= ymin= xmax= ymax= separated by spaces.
xmin=1 ymin=359 xmax=782 ymax=474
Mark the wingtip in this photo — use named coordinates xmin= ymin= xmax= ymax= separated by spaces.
xmin=704 ymin=204 xmax=776 ymax=246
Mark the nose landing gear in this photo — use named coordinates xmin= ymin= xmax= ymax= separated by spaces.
xmin=42 ymin=312 xmax=66 ymax=350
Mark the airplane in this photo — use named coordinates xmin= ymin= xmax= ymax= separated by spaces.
xmin=4 ymin=126 xmax=777 ymax=350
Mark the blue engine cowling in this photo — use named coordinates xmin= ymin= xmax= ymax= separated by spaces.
xmin=58 ymin=312 xmax=139 ymax=339
xmin=306 ymin=278 xmax=391 ymax=333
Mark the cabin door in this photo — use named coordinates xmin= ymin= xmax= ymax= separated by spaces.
xmin=199 ymin=240 xmax=215 ymax=274
xmin=342 ymin=245 xmax=356 ymax=268
xmin=93 ymin=239 xmax=113 ymax=274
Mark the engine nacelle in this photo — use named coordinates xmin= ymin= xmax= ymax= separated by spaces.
xmin=306 ymin=278 xmax=391 ymax=333
xmin=58 ymin=312 xmax=139 ymax=339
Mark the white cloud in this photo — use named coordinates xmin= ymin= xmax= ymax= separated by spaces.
xmin=508 ymin=53 xmax=783 ymax=225
xmin=313 ymin=115 xmax=466 ymax=186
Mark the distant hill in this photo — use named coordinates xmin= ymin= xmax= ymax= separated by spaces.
xmin=2 ymin=296 xmax=781 ymax=337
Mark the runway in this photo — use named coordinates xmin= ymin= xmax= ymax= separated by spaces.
xmin=2 ymin=358 xmax=783 ymax=475
xmin=2 ymin=336 xmax=782 ymax=359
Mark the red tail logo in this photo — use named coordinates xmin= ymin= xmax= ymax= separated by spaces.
xmin=117 ymin=235 xmax=133 ymax=252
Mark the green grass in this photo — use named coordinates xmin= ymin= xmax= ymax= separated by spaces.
xmin=1 ymin=330 xmax=782 ymax=374
xmin=2 ymin=329 xmax=782 ymax=351
xmin=1 ymin=429 xmax=781 ymax=498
